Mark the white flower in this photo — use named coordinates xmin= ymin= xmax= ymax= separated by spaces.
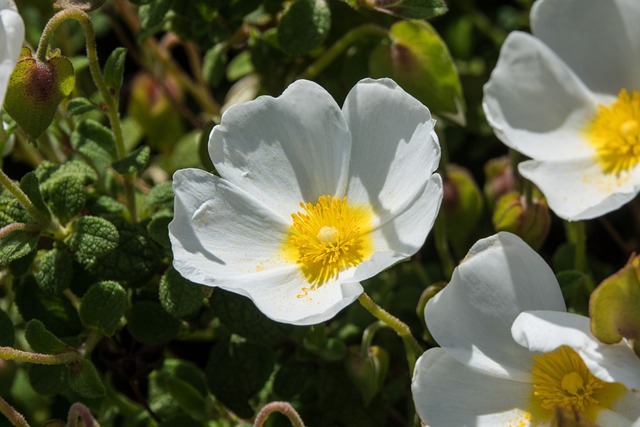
xmin=169 ymin=78 xmax=442 ymax=325
xmin=0 ymin=0 xmax=24 ymax=108
xmin=483 ymin=0 xmax=640 ymax=221
xmin=412 ymin=232 xmax=640 ymax=427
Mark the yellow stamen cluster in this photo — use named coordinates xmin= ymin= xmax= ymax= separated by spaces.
xmin=282 ymin=195 xmax=374 ymax=287
xmin=587 ymin=89 xmax=640 ymax=175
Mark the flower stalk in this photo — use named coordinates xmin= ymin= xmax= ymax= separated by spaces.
xmin=0 ymin=347 xmax=80 ymax=365
xmin=253 ymin=402 xmax=305 ymax=427
xmin=0 ymin=395 xmax=29 ymax=427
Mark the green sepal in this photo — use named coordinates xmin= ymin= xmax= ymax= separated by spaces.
xmin=42 ymin=174 xmax=85 ymax=225
xmin=66 ymin=97 xmax=97 ymax=116
xmin=24 ymin=319 xmax=70 ymax=354
xmin=80 ymin=281 xmax=127 ymax=336
xmin=0 ymin=229 xmax=40 ymax=269
xmin=159 ymin=268 xmax=203 ymax=318
xmin=66 ymin=216 xmax=119 ymax=260
xmin=126 ymin=301 xmax=181 ymax=345
xmin=369 ymin=20 xmax=465 ymax=125
xmin=4 ymin=48 xmax=75 ymax=139
xmin=34 ymin=248 xmax=73 ymax=295
xmin=112 ymin=146 xmax=150 ymax=175
xmin=277 ymin=0 xmax=331 ymax=56
xmin=68 ymin=358 xmax=106 ymax=398
xmin=0 ymin=307 xmax=14 ymax=346
xmin=103 ymin=47 xmax=127 ymax=92
xmin=71 ymin=120 xmax=117 ymax=171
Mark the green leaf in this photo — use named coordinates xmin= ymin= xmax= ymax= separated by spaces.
xmin=4 ymin=48 xmax=75 ymax=139
xmin=365 ymin=0 xmax=447 ymax=19
xmin=66 ymin=216 xmax=119 ymax=259
xmin=211 ymin=289 xmax=293 ymax=346
xmin=103 ymin=47 xmax=127 ymax=92
xmin=112 ymin=146 xmax=150 ymax=174
xmin=15 ymin=277 xmax=81 ymax=337
xmin=42 ymin=174 xmax=86 ymax=224
xmin=273 ymin=361 xmax=315 ymax=399
xmin=24 ymin=319 xmax=70 ymax=354
xmin=87 ymin=195 xmax=125 ymax=216
xmin=205 ymin=339 xmax=275 ymax=418
xmin=71 ymin=119 xmax=117 ymax=170
xmin=369 ymin=20 xmax=465 ymax=125
xmin=28 ymin=364 xmax=68 ymax=396
xmin=159 ymin=268 xmax=202 ymax=318
xmin=80 ymin=281 xmax=127 ymax=336
xmin=146 ymin=181 xmax=174 ymax=211
xmin=225 ymin=51 xmax=254 ymax=82
xmin=20 ymin=172 xmax=50 ymax=221
xmin=35 ymin=160 xmax=97 ymax=185
xmin=66 ymin=97 xmax=96 ymax=116
xmin=126 ymin=302 xmax=181 ymax=345
xmin=68 ymin=358 xmax=106 ymax=398
xmin=147 ymin=210 xmax=172 ymax=249
xmin=0 ymin=229 xmax=40 ymax=269
xmin=277 ymin=0 xmax=331 ymax=56
xmin=0 ymin=308 xmax=14 ymax=346
xmin=34 ymin=248 xmax=73 ymax=295
xmin=203 ymin=44 xmax=227 ymax=87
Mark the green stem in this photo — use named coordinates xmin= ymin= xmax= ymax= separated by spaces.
xmin=67 ymin=403 xmax=97 ymax=427
xmin=0 ymin=347 xmax=80 ymax=365
xmin=253 ymin=402 xmax=305 ymax=427
xmin=361 ymin=321 xmax=386 ymax=358
xmin=433 ymin=213 xmax=455 ymax=279
xmin=0 ymin=395 xmax=30 ymax=427
xmin=36 ymin=8 xmax=137 ymax=221
xmin=0 ymin=170 xmax=48 ymax=225
xmin=300 ymin=24 xmax=388 ymax=80
xmin=564 ymin=220 xmax=586 ymax=273
xmin=358 ymin=292 xmax=423 ymax=374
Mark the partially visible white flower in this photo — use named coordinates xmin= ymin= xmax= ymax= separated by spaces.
xmin=412 ymin=232 xmax=640 ymax=427
xmin=0 ymin=0 xmax=24 ymax=107
xmin=483 ymin=0 xmax=640 ymax=220
xmin=169 ymin=78 xmax=443 ymax=325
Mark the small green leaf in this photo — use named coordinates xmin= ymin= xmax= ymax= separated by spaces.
xmin=146 ymin=182 xmax=174 ymax=211
xmin=80 ymin=281 xmax=127 ymax=336
xmin=112 ymin=146 xmax=150 ymax=174
xmin=24 ymin=319 xmax=70 ymax=354
xmin=71 ymin=120 xmax=117 ymax=170
xmin=68 ymin=358 xmax=106 ymax=398
xmin=28 ymin=364 xmax=68 ymax=396
xmin=67 ymin=97 xmax=96 ymax=116
xmin=34 ymin=248 xmax=73 ymax=294
xmin=0 ymin=229 xmax=40 ymax=269
xmin=126 ymin=302 xmax=181 ymax=345
xmin=42 ymin=174 xmax=85 ymax=224
xmin=159 ymin=268 xmax=202 ymax=318
xmin=0 ymin=308 xmax=14 ymax=346
xmin=203 ymin=44 xmax=227 ymax=87
xmin=66 ymin=216 xmax=119 ymax=259
xmin=225 ymin=51 xmax=254 ymax=82
xmin=147 ymin=210 xmax=172 ymax=249
xmin=103 ymin=47 xmax=127 ymax=91
xmin=277 ymin=0 xmax=331 ymax=56
xmin=36 ymin=159 xmax=97 ymax=186
xmin=20 ymin=172 xmax=50 ymax=221
xmin=4 ymin=48 xmax=75 ymax=139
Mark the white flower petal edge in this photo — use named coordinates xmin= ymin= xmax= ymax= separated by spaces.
xmin=425 ymin=232 xmax=565 ymax=381
xmin=519 ymin=158 xmax=640 ymax=221
xmin=0 ymin=0 xmax=23 ymax=107
xmin=209 ymin=80 xmax=351 ymax=221
xmin=482 ymin=31 xmax=598 ymax=162
xmin=531 ymin=0 xmax=640 ymax=95
xmin=412 ymin=348 xmax=535 ymax=427
xmin=512 ymin=311 xmax=640 ymax=395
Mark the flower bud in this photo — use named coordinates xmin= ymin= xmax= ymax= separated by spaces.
xmin=590 ymin=255 xmax=640 ymax=356
xmin=492 ymin=191 xmax=550 ymax=250
xmin=483 ymin=156 xmax=516 ymax=208
xmin=344 ymin=344 xmax=389 ymax=406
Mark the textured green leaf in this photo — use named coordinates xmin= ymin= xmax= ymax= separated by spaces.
xmin=146 ymin=182 xmax=174 ymax=211
xmin=112 ymin=146 xmax=150 ymax=174
xmin=205 ymin=338 xmax=275 ymax=419
xmin=42 ymin=174 xmax=85 ymax=224
xmin=66 ymin=216 xmax=119 ymax=259
xmin=147 ymin=210 xmax=172 ymax=249
xmin=20 ymin=172 xmax=50 ymax=221
xmin=211 ymin=289 xmax=293 ymax=346
xmin=24 ymin=319 xmax=70 ymax=354
xmin=28 ymin=364 xmax=67 ymax=396
xmin=277 ymin=0 xmax=331 ymax=55
xmin=34 ymin=248 xmax=73 ymax=294
xmin=87 ymin=195 xmax=125 ymax=216
xmin=15 ymin=277 xmax=81 ymax=337
xmin=0 ymin=230 xmax=39 ymax=269
xmin=126 ymin=302 xmax=181 ymax=345
xmin=104 ymin=47 xmax=127 ymax=91
xmin=80 ymin=281 xmax=127 ymax=336
xmin=66 ymin=97 xmax=96 ymax=116
xmin=35 ymin=160 xmax=97 ymax=185
xmin=71 ymin=119 xmax=117 ymax=170
xmin=68 ymin=358 xmax=106 ymax=398
xmin=0 ymin=308 xmax=14 ymax=346
xmin=159 ymin=268 xmax=202 ymax=318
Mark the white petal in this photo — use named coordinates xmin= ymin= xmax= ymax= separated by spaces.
xmin=343 ymin=78 xmax=440 ymax=215
xmin=425 ymin=232 xmax=566 ymax=381
xmin=531 ymin=0 xmax=640 ymax=95
xmin=483 ymin=31 xmax=598 ymax=161
xmin=209 ymin=79 xmax=351 ymax=220
xmin=0 ymin=1 xmax=24 ymax=107
xmin=412 ymin=348 xmax=537 ymax=427
xmin=518 ymin=159 xmax=640 ymax=220
xmin=593 ymin=409 xmax=638 ymax=427
xmin=512 ymin=311 xmax=640 ymax=393
xmin=169 ymin=168 xmax=290 ymax=285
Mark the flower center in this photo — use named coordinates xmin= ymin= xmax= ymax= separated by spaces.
xmin=586 ymin=89 xmax=640 ymax=175
xmin=282 ymin=195 xmax=374 ymax=288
